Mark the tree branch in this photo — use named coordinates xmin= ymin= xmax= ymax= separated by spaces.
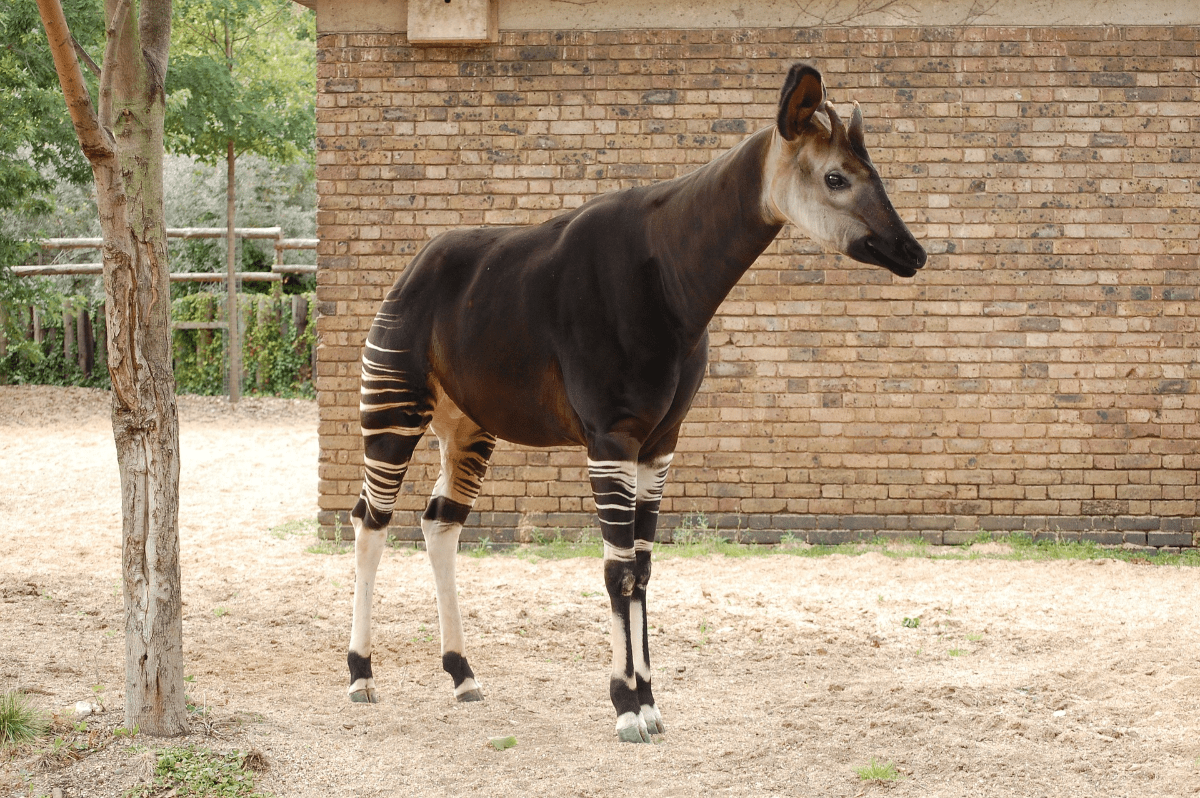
xmin=98 ymin=0 xmax=134 ymax=130
xmin=139 ymin=0 xmax=172 ymax=79
xmin=36 ymin=0 xmax=114 ymax=165
xmin=72 ymin=35 xmax=101 ymax=78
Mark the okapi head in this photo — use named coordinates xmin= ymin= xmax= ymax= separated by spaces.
xmin=765 ymin=62 xmax=927 ymax=278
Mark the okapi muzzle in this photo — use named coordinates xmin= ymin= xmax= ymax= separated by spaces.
xmin=770 ymin=63 xmax=927 ymax=278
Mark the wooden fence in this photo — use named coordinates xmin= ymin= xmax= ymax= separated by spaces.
xmin=4 ymin=228 xmax=317 ymax=396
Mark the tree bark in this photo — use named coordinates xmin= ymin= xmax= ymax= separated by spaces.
xmin=37 ymin=0 xmax=187 ymax=736
xmin=226 ymin=138 xmax=241 ymax=403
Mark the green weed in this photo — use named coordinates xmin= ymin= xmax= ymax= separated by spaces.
xmin=124 ymin=745 xmax=270 ymax=797
xmin=466 ymin=536 xmax=492 ymax=558
xmin=694 ymin=618 xmax=711 ymax=648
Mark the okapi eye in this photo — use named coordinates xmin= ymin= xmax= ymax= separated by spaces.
xmin=825 ymin=172 xmax=848 ymax=190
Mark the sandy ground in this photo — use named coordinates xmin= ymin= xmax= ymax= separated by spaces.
xmin=2 ymin=385 xmax=1199 ymax=797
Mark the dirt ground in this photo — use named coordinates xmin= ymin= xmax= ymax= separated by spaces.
xmin=2 ymin=384 xmax=1199 ymax=798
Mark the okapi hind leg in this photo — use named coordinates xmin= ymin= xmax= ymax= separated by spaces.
xmin=424 ymin=396 xmax=496 ymax=703
xmin=347 ymin=351 xmax=434 ymax=704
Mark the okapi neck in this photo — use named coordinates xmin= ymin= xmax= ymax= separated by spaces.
xmin=645 ymin=126 xmax=783 ymax=346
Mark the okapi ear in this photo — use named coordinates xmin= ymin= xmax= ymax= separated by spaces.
xmin=777 ymin=63 xmax=825 ymax=141
xmin=848 ymin=100 xmax=870 ymax=161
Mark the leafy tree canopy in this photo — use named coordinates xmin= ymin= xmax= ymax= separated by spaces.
xmin=0 ymin=0 xmax=103 ymax=267
xmin=167 ymin=0 xmax=316 ymax=164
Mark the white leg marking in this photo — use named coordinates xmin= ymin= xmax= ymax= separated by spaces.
xmin=640 ymin=703 xmax=665 ymax=735
xmin=616 ymin=711 xmax=650 ymax=743
xmin=349 ymin=515 xmax=385 ymax=701
xmin=349 ymin=515 xmax=386 ymax=659
xmin=610 ymin=611 xmax=635 ymax=691
xmin=454 ymin=678 xmax=482 ymax=698
xmin=629 ymin=599 xmax=650 ymax=682
xmin=603 ymin=542 xmax=636 ymax=562
xmin=636 ymin=454 xmax=673 ymax=502
xmin=422 ymin=517 xmax=466 ymax=657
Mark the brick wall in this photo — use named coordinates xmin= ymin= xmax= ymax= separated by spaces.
xmin=314 ymin=25 xmax=1200 ymax=547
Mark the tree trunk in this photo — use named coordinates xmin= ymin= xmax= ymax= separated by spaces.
xmin=37 ymin=0 xmax=187 ymax=736
xmin=226 ymin=138 xmax=241 ymax=403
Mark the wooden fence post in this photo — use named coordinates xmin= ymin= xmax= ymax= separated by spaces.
xmin=78 ymin=306 xmax=93 ymax=376
xmin=62 ymin=299 xmax=75 ymax=367
xmin=32 ymin=306 xmax=43 ymax=344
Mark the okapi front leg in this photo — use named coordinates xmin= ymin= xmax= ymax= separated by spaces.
xmin=632 ymin=453 xmax=673 ymax=735
xmin=590 ymin=456 xmax=655 ymax=743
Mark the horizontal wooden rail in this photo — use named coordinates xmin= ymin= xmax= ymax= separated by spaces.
xmin=22 ymin=229 xmax=317 ymax=404
xmin=12 ymin=264 xmax=281 ymax=281
xmin=172 ymin=321 xmax=229 ymax=330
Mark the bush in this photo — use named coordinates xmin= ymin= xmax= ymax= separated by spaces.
xmin=1 ymin=287 xmax=316 ymax=398
xmin=171 ymin=290 xmax=315 ymax=397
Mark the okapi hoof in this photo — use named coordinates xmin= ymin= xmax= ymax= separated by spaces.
xmin=640 ymin=704 xmax=666 ymax=735
xmin=456 ymin=688 xmax=484 ymax=703
xmin=349 ymin=687 xmax=379 ymax=704
xmin=616 ymin=712 xmax=652 ymax=743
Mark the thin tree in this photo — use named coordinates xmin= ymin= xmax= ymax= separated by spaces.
xmin=167 ymin=0 xmax=314 ymax=402
xmin=36 ymin=0 xmax=187 ymax=735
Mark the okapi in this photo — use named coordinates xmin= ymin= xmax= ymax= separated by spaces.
xmin=346 ymin=62 xmax=926 ymax=742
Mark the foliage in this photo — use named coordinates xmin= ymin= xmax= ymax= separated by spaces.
xmin=0 ymin=690 xmax=48 ymax=747
xmin=125 ymin=746 xmax=270 ymax=798
xmin=0 ymin=288 xmax=109 ymax=388
xmin=170 ymin=291 xmax=315 ymax=396
xmin=2 ymin=289 xmax=315 ymax=397
xmin=166 ymin=0 xmax=315 ymax=165
xmin=0 ymin=0 xmax=102 ymax=231
xmin=162 ymin=154 xmax=317 ymax=292
xmin=0 ymin=0 xmax=105 ymax=349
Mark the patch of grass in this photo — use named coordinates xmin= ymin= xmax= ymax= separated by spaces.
xmin=401 ymin=525 xmax=1200 ymax=567
xmin=305 ymin=537 xmax=350 ymax=555
xmin=0 ymin=690 xmax=48 ymax=747
xmin=518 ymin=528 xmax=603 ymax=561
xmin=854 ymin=757 xmax=901 ymax=783
xmin=213 ymin=607 xmax=229 ymax=618
xmin=902 ymin=616 xmax=921 ymax=628
xmin=948 ymin=648 xmax=965 ymax=657
xmin=268 ymin=518 xmax=318 ymax=540
xmin=125 ymin=745 xmax=270 ymax=797
xmin=966 ymin=632 xmax=984 ymax=642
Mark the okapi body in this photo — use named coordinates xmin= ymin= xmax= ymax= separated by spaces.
xmin=347 ymin=63 xmax=926 ymax=742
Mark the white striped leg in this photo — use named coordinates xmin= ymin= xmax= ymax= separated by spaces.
xmin=424 ymin=399 xmax=494 ymax=702
xmin=348 ymin=355 xmax=431 ymax=703
xmin=589 ymin=458 xmax=653 ymax=743
xmin=631 ymin=454 xmax=672 ymax=734
xmin=348 ymin=512 xmax=385 ymax=702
